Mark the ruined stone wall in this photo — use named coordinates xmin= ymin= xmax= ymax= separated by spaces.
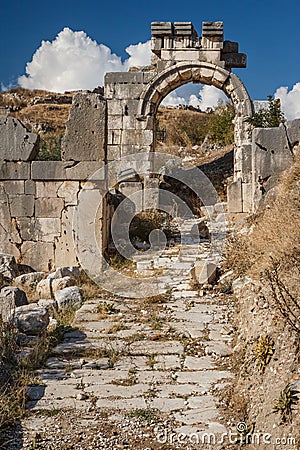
xmin=0 ymin=92 xmax=109 ymax=272
xmin=228 ymin=119 xmax=300 ymax=212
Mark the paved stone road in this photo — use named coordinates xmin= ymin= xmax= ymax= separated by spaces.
xmin=20 ymin=208 xmax=235 ymax=448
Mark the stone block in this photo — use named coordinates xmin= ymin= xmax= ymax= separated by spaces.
xmin=3 ymin=181 xmax=24 ymax=195
xmin=118 ymin=181 xmax=143 ymax=211
xmin=65 ymin=162 xmax=104 ymax=180
xmin=104 ymin=72 xmax=144 ymax=84
xmin=106 ymin=145 xmax=121 ymax=160
xmin=54 ymin=286 xmax=83 ymax=310
xmin=10 ymin=195 xmax=34 ymax=217
xmin=286 ymin=119 xmax=300 ymax=147
xmin=107 ymin=130 xmax=122 ymax=145
xmin=113 ymin=84 xmax=144 ymax=100
xmin=144 ymin=177 xmax=160 ymax=209
xmin=25 ymin=180 xmax=36 ymax=195
xmin=107 ymin=100 xmax=123 ymax=116
xmin=36 ymin=277 xmax=75 ymax=299
xmin=35 ymin=198 xmax=64 ymax=218
xmin=62 ymin=92 xmax=106 ymax=162
xmin=107 ymin=115 xmax=123 ymax=129
xmin=252 ymin=127 xmax=293 ymax=181
xmin=54 ymin=208 xmax=78 ymax=268
xmin=13 ymin=305 xmax=49 ymax=335
xmin=34 ymin=218 xmax=61 ymax=242
xmin=242 ymin=183 xmax=252 ymax=212
xmin=57 ymin=181 xmax=79 ymax=206
xmin=21 ymin=241 xmax=54 ymax=272
xmin=212 ymin=67 xmax=230 ymax=89
xmin=0 ymin=162 xmax=30 ymax=180
xmin=239 ymin=144 xmax=252 ymax=183
xmin=0 ymin=116 xmax=39 ymax=161
xmin=31 ymin=161 xmax=67 ymax=180
xmin=223 ymin=41 xmax=239 ymax=53
xmin=227 ymin=178 xmax=243 ymax=213
xmin=36 ymin=181 xmax=62 ymax=198
xmin=191 ymin=261 xmax=217 ymax=285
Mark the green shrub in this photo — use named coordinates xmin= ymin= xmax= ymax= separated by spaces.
xmin=37 ymin=132 xmax=63 ymax=160
xmin=247 ymin=95 xmax=285 ymax=130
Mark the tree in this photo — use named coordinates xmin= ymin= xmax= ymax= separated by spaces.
xmin=247 ymin=95 xmax=285 ymax=130
xmin=208 ymin=103 xmax=235 ymax=146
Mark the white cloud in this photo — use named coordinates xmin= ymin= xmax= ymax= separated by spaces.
xmin=124 ymin=41 xmax=152 ymax=69
xmin=161 ymin=91 xmax=187 ymax=106
xmin=274 ymin=82 xmax=300 ymax=121
xmin=18 ymin=28 xmax=151 ymax=92
xmin=189 ymin=85 xmax=228 ymax=111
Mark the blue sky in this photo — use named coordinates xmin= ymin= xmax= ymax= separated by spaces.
xmin=1 ymin=0 xmax=300 ymax=102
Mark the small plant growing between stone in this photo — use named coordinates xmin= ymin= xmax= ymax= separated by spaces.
xmin=253 ymin=335 xmax=275 ymax=372
xmin=127 ymin=408 xmax=159 ymax=424
xmin=273 ymin=384 xmax=299 ymax=423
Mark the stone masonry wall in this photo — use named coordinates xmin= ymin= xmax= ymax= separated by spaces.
xmin=0 ymin=92 xmax=108 ymax=272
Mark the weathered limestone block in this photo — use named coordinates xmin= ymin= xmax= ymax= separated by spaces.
xmin=252 ymin=127 xmax=293 ymax=181
xmin=57 ymin=181 xmax=79 ymax=206
xmin=0 ymin=286 xmax=28 ymax=321
xmin=62 ymin=92 xmax=106 ymax=162
xmin=105 ymin=72 xmax=144 ymax=84
xmin=54 ymin=208 xmax=78 ymax=268
xmin=9 ymin=195 xmax=34 ymax=217
xmin=38 ymin=298 xmax=58 ymax=313
xmin=54 ymin=286 xmax=83 ymax=310
xmin=0 ymin=116 xmax=39 ymax=161
xmin=35 ymin=198 xmax=64 ymax=218
xmin=13 ymin=305 xmax=49 ymax=335
xmin=14 ymin=272 xmax=45 ymax=289
xmin=31 ymin=161 xmax=68 ymax=180
xmin=25 ymin=180 xmax=36 ymax=195
xmin=0 ymin=162 xmax=30 ymax=180
xmin=36 ymin=181 xmax=62 ymax=198
xmin=35 ymin=218 xmax=61 ymax=242
xmin=190 ymin=261 xmax=217 ymax=285
xmin=0 ymin=202 xmax=22 ymax=248
xmin=48 ymin=266 xmax=80 ymax=279
xmin=21 ymin=241 xmax=54 ymax=272
xmin=65 ymin=162 xmax=104 ymax=180
xmin=36 ymin=276 xmax=75 ymax=299
xmin=227 ymin=178 xmax=243 ymax=213
xmin=144 ymin=177 xmax=160 ymax=209
xmin=242 ymin=183 xmax=252 ymax=213
xmin=119 ymin=181 xmax=143 ymax=211
xmin=3 ymin=181 xmax=25 ymax=195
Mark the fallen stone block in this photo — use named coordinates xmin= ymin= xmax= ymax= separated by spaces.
xmin=190 ymin=261 xmax=217 ymax=285
xmin=47 ymin=266 xmax=81 ymax=280
xmin=36 ymin=277 xmax=76 ymax=299
xmin=0 ymin=254 xmax=20 ymax=281
xmin=54 ymin=286 xmax=83 ymax=310
xmin=0 ymin=286 xmax=28 ymax=321
xmin=38 ymin=298 xmax=58 ymax=314
xmin=13 ymin=305 xmax=50 ymax=335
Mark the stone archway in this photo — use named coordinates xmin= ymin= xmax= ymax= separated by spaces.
xmin=137 ymin=61 xmax=252 ymax=177
xmin=104 ymin=21 xmax=253 ymax=212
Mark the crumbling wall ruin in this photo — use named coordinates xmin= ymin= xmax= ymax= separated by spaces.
xmin=0 ymin=92 xmax=108 ymax=271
